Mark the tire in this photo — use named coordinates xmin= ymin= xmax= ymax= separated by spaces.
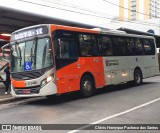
xmin=80 ymin=75 xmax=95 ymax=97
xmin=134 ymin=69 xmax=143 ymax=85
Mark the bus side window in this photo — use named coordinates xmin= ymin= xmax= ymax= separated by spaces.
xmin=79 ymin=34 xmax=98 ymax=56
xmin=113 ymin=37 xmax=126 ymax=56
xmin=97 ymin=38 xmax=103 ymax=55
xmin=125 ymin=38 xmax=136 ymax=56
xmin=135 ymin=38 xmax=144 ymax=55
xmin=55 ymin=38 xmax=78 ymax=59
xmin=149 ymin=39 xmax=156 ymax=55
xmin=143 ymin=39 xmax=153 ymax=55
xmin=101 ymin=36 xmax=113 ymax=56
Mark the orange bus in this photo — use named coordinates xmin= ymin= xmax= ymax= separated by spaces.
xmin=3 ymin=24 xmax=159 ymax=97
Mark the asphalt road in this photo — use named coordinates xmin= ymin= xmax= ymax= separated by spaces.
xmin=0 ymin=76 xmax=160 ymax=133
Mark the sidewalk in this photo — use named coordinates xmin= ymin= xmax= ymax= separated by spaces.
xmin=0 ymin=83 xmax=27 ymax=105
xmin=0 ymin=83 xmax=12 ymax=100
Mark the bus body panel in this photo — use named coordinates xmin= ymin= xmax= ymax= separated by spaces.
xmin=103 ymin=57 xmax=131 ymax=85
xmin=56 ymin=57 xmax=105 ymax=94
xmin=56 ymin=60 xmax=81 ymax=94
xmin=78 ymin=57 xmax=105 ymax=88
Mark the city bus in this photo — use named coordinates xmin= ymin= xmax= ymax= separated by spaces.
xmin=3 ymin=24 xmax=159 ymax=97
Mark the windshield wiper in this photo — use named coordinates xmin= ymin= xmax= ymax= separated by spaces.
xmin=33 ymin=37 xmax=37 ymax=68
xmin=18 ymin=46 xmax=22 ymax=67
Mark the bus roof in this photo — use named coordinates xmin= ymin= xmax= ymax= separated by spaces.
xmin=11 ymin=24 xmax=155 ymax=40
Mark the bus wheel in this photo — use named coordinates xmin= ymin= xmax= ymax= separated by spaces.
xmin=80 ymin=75 xmax=94 ymax=97
xmin=134 ymin=69 xmax=142 ymax=85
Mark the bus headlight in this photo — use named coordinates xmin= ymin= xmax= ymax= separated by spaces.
xmin=47 ymin=76 xmax=53 ymax=82
xmin=41 ymin=74 xmax=54 ymax=87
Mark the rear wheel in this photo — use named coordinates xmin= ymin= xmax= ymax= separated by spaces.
xmin=80 ymin=75 xmax=95 ymax=97
xmin=134 ymin=69 xmax=142 ymax=85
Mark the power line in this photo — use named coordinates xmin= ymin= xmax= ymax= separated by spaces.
xmin=17 ymin=0 xmax=160 ymax=28
xmin=102 ymin=0 xmax=160 ymax=26
xmin=102 ymin=0 xmax=160 ymax=18
xmin=42 ymin=0 xmax=160 ymax=27
xmin=41 ymin=0 xmax=112 ymax=17
xmin=18 ymin=0 xmax=113 ymax=20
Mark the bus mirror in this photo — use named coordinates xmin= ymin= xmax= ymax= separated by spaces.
xmin=2 ymin=43 xmax=10 ymax=62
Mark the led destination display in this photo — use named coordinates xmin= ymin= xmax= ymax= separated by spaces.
xmin=11 ymin=26 xmax=48 ymax=41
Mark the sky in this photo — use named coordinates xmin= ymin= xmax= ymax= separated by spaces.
xmin=0 ymin=0 xmax=119 ymax=27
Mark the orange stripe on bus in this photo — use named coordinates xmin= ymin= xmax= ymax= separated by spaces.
xmin=50 ymin=24 xmax=99 ymax=34
xmin=11 ymin=78 xmax=25 ymax=88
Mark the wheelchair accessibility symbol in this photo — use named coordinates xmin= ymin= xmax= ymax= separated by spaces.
xmin=24 ymin=62 xmax=32 ymax=71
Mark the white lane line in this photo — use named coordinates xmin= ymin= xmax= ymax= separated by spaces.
xmin=68 ymin=97 xmax=160 ymax=133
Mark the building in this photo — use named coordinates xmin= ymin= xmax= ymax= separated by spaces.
xmin=119 ymin=0 xmax=160 ymax=20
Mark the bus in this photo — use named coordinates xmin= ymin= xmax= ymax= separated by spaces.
xmin=3 ymin=24 xmax=159 ymax=97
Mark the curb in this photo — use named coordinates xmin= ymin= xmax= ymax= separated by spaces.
xmin=0 ymin=96 xmax=15 ymax=102
xmin=0 ymin=95 xmax=45 ymax=105
xmin=0 ymin=96 xmax=27 ymax=104
xmin=0 ymin=97 xmax=44 ymax=110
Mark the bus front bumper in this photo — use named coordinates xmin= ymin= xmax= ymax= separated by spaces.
xmin=11 ymin=81 xmax=57 ymax=97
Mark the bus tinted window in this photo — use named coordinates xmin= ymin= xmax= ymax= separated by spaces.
xmin=125 ymin=38 xmax=136 ymax=56
xmin=101 ymin=36 xmax=113 ymax=56
xmin=79 ymin=34 xmax=98 ymax=56
xmin=55 ymin=39 xmax=78 ymax=59
xmin=135 ymin=38 xmax=144 ymax=55
xmin=149 ymin=39 xmax=156 ymax=55
xmin=143 ymin=39 xmax=155 ymax=55
xmin=113 ymin=37 xmax=126 ymax=56
xmin=53 ymin=31 xmax=78 ymax=59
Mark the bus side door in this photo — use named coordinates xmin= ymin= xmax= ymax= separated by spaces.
xmin=53 ymin=30 xmax=81 ymax=94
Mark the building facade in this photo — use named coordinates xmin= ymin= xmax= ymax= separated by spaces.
xmin=119 ymin=0 xmax=160 ymax=20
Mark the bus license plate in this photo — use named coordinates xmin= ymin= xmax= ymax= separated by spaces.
xmin=22 ymin=90 xmax=30 ymax=94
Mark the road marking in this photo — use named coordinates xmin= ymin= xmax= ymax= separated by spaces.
xmin=68 ymin=97 xmax=160 ymax=133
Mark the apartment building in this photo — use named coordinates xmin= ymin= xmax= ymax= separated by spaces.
xmin=119 ymin=0 xmax=160 ymax=20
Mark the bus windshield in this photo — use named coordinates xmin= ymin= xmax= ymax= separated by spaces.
xmin=11 ymin=37 xmax=53 ymax=73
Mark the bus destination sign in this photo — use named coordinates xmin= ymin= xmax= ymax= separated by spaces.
xmin=12 ymin=26 xmax=48 ymax=41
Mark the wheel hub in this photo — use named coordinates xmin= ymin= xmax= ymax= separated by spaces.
xmin=135 ymin=73 xmax=140 ymax=83
xmin=84 ymin=81 xmax=91 ymax=92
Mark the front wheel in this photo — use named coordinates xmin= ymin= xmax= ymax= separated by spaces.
xmin=80 ymin=75 xmax=95 ymax=97
xmin=134 ymin=69 xmax=143 ymax=85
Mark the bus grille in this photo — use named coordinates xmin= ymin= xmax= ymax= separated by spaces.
xmin=12 ymin=72 xmax=42 ymax=80
xmin=11 ymin=66 xmax=52 ymax=80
